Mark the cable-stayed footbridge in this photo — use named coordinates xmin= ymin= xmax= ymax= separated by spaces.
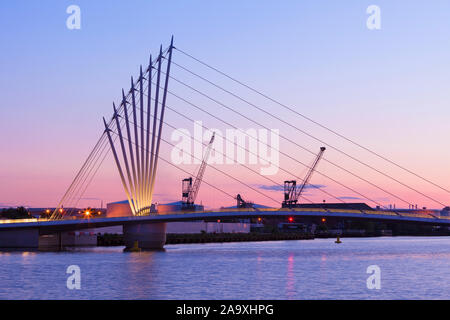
xmin=1 ymin=37 xmax=449 ymax=250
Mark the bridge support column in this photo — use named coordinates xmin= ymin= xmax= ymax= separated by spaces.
xmin=38 ymin=232 xmax=63 ymax=251
xmin=0 ymin=228 xmax=39 ymax=250
xmin=123 ymin=222 xmax=166 ymax=251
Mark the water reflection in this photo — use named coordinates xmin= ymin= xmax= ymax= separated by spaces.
xmin=286 ymin=253 xmax=295 ymax=299
xmin=0 ymin=237 xmax=449 ymax=299
xmin=125 ymin=251 xmax=159 ymax=299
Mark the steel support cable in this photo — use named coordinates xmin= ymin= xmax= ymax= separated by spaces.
xmin=122 ymin=52 xmax=168 ymax=212
xmin=139 ymin=67 xmax=146 ymax=210
xmin=170 ymin=63 xmax=445 ymax=208
xmin=51 ymin=50 xmax=169 ymax=219
xmin=164 ymin=105 xmax=345 ymax=204
xmin=63 ymin=125 xmax=122 ymax=213
xmin=103 ymin=55 xmax=166 ymax=214
xmin=51 ymin=133 xmax=107 ymax=219
xmin=55 ymin=67 xmax=160 ymax=219
xmin=77 ymin=62 xmax=166 ymax=218
xmin=149 ymin=42 xmax=174 ymax=211
xmin=166 ymin=79 xmax=404 ymax=208
xmin=108 ymin=126 xmax=281 ymax=206
xmin=110 ymin=129 xmax=237 ymax=202
xmin=69 ymin=138 xmax=113 ymax=218
xmin=67 ymin=103 xmax=153 ymax=219
xmin=67 ymin=116 xmax=131 ymax=218
xmin=117 ymin=110 xmax=315 ymax=205
xmin=130 ymin=79 xmax=142 ymax=211
xmin=56 ymin=111 xmax=130 ymax=219
xmin=51 ymin=133 xmax=109 ymax=219
xmin=107 ymin=129 xmax=260 ymax=204
xmin=174 ymin=47 xmax=450 ymax=198
xmin=63 ymin=60 xmax=181 ymax=219
xmin=55 ymin=114 xmax=128 ymax=219
xmin=125 ymin=76 xmax=324 ymax=205
xmin=132 ymin=77 xmax=318 ymax=205
xmin=63 ymin=137 xmax=111 ymax=218
xmin=62 ymin=114 xmax=131 ymax=218
xmin=79 ymin=74 xmax=173 ymax=217
xmin=136 ymin=79 xmax=329 ymax=204
xmin=143 ymin=80 xmax=350 ymax=205
xmin=56 ymin=83 xmax=330 ymax=217
xmin=163 ymin=73 xmax=412 ymax=208
xmin=157 ymin=84 xmax=388 ymax=209
xmin=113 ymin=50 xmax=167 ymax=125
xmin=142 ymin=94 xmax=345 ymax=205
xmin=159 ymin=156 xmax=237 ymax=202
xmin=71 ymin=120 xmax=129 ymax=217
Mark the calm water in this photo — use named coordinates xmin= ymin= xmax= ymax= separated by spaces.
xmin=0 ymin=236 xmax=449 ymax=300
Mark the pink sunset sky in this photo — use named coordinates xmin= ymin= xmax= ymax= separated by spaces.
xmin=1 ymin=1 xmax=449 ymax=210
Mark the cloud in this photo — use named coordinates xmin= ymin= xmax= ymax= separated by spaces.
xmin=257 ymin=184 xmax=326 ymax=192
xmin=257 ymin=185 xmax=284 ymax=191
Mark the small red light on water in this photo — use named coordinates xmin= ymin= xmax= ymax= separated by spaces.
xmin=217 ymin=219 xmax=221 ymax=223
xmin=288 ymin=217 xmax=294 ymax=222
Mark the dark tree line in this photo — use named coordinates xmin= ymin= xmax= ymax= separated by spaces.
xmin=0 ymin=207 xmax=32 ymax=219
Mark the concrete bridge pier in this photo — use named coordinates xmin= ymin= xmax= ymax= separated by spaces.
xmin=123 ymin=222 xmax=166 ymax=251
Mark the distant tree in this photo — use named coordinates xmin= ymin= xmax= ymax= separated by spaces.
xmin=0 ymin=206 xmax=32 ymax=219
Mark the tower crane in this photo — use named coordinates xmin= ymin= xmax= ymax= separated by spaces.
xmin=181 ymin=132 xmax=215 ymax=210
xmin=282 ymin=147 xmax=326 ymax=208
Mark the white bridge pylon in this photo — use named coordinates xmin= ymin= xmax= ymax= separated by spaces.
xmin=103 ymin=37 xmax=174 ymax=216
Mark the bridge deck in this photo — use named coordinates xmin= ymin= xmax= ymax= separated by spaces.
xmin=0 ymin=209 xmax=449 ymax=234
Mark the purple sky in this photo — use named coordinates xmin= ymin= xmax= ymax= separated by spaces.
xmin=1 ymin=1 xmax=449 ymax=210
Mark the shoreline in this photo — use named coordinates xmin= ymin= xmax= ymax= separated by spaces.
xmin=97 ymin=232 xmax=450 ymax=246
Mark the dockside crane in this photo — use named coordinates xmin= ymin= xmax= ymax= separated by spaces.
xmin=236 ymin=194 xmax=254 ymax=209
xmin=282 ymin=147 xmax=326 ymax=208
xmin=181 ymin=132 xmax=215 ymax=210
